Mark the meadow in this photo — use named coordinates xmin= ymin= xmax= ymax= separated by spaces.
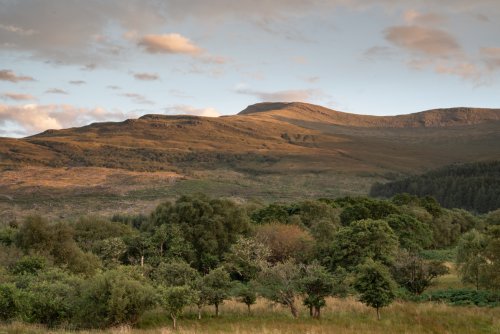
xmin=1 ymin=297 xmax=498 ymax=334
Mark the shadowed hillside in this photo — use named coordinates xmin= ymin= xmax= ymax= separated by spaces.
xmin=0 ymin=102 xmax=499 ymax=219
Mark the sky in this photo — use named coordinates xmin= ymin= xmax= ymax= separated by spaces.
xmin=0 ymin=0 xmax=499 ymax=137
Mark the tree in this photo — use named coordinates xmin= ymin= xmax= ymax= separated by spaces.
xmin=299 ymin=263 xmax=337 ymax=318
xmin=150 ymin=194 xmax=250 ymax=272
xmin=327 ymin=219 xmax=398 ymax=271
xmin=224 ymin=237 xmax=270 ymax=282
xmin=478 ymin=226 xmax=500 ymax=291
xmin=201 ymin=267 xmax=232 ymax=317
xmin=391 ymin=251 xmax=448 ymax=295
xmin=93 ymin=237 xmax=127 ymax=267
xmin=257 ymin=260 xmax=301 ymax=318
xmin=385 ymin=214 xmax=433 ymax=252
xmin=233 ymin=282 xmax=257 ymax=315
xmin=456 ymin=229 xmax=487 ymax=290
xmin=159 ymin=285 xmax=197 ymax=329
xmin=151 ymin=260 xmax=200 ymax=287
xmin=354 ymin=259 xmax=397 ymax=320
xmin=255 ymin=223 xmax=313 ymax=264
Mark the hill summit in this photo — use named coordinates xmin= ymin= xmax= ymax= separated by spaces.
xmin=239 ymin=102 xmax=500 ymax=128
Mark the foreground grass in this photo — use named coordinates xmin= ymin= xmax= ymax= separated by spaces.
xmin=1 ymin=298 xmax=498 ymax=334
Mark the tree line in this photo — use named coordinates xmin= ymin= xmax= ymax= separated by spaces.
xmin=370 ymin=160 xmax=500 ymax=213
xmin=0 ymin=194 xmax=499 ymax=329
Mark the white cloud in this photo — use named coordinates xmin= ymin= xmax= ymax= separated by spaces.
xmin=165 ymin=104 xmax=220 ymax=117
xmin=0 ymin=104 xmax=131 ymax=136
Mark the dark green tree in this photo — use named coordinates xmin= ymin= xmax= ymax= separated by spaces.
xmin=385 ymin=214 xmax=432 ymax=252
xmin=327 ymin=219 xmax=398 ymax=271
xmin=150 ymin=194 xmax=250 ymax=272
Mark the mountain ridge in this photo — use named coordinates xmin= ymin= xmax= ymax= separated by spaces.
xmin=1 ymin=101 xmax=500 ymax=220
xmin=237 ymin=102 xmax=500 ymax=128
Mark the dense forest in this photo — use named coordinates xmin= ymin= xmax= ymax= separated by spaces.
xmin=370 ymin=161 xmax=500 ymax=213
xmin=0 ymin=194 xmax=499 ymax=330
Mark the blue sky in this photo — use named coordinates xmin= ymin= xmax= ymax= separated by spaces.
xmin=0 ymin=0 xmax=499 ymax=137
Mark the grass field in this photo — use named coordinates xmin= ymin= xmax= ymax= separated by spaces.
xmin=0 ymin=297 xmax=498 ymax=334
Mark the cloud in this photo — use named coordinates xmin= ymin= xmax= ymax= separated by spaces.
xmin=0 ymin=69 xmax=34 ymax=83
xmin=0 ymin=0 xmax=168 ymax=65
xmin=69 ymin=80 xmax=86 ymax=85
xmin=481 ymin=47 xmax=500 ymax=70
xmin=303 ymin=76 xmax=320 ymax=83
xmin=107 ymin=85 xmax=121 ymax=90
xmin=122 ymin=93 xmax=154 ymax=105
xmin=236 ymin=87 xmax=326 ymax=102
xmin=133 ymin=72 xmax=160 ymax=81
xmin=0 ymin=103 xmax=131 ymax=137
xmin=164 ymin=104 xmax=220 ymax=117
xmin=168 ymin=89 xmax=193 ymax=98
xmin=362 ymin=46 xmax=395 ymax=60
xmin=138 ymin=33 xmax=202 ymax=55
xmin=2 ymin=93 xmax=37 ymax=101
xmin=0 ymin=23 xmax=37 ymax=36
xmin=291 ymin=56 xmax=308 ymax=64
xmin=382 ymin=24 xmax=486 ymax=82
xmin=45 ymin=88 xmax=68 ymax=95
xmin=403 ymin=10 xmax=445 ymax=26
xmin=385 ymin=25 xmax=461 ymax=57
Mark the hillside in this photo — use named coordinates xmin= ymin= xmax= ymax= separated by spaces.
xmin=370 ymin=160 xmax=500 ymax=213
xmin=1 ymin=102 xmax=500 ymax=220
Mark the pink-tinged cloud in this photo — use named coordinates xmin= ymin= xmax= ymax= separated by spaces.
xmin=133 ymin=72 xmax=160 ymax=81
xmin=403 ymin=10 xmax=445 ymax=26
xmin=2 ymin=93 xmax=37 ymax=101
xmin=0 ymin=69 xmax=35 ymax=83
xmin=0 ymin=104 xmax=132 ymax=137
xmin=385 ymin=25 xmax=460 ymax=57
xmin=138 ymin=34 xmax=202 ymax=55
xmin=165 ymin=104 xmax=220 ymax=117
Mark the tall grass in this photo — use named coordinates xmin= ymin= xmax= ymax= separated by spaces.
xmin=1 ymin=297 xmax=498 ymax=334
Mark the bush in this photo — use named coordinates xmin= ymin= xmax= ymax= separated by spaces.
xmin=0 ymin=283 xmax=18 ymax=321
xmin=75 ymin=268 xmax=157 ymax=328
xmin=421 ymin=289 xmax=500 ymax=307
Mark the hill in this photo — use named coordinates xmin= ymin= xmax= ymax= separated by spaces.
xmin=1 ymin=102 xmax=499 ymax=220
xmin=370 ymin=160 xmax=500 ymax=213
